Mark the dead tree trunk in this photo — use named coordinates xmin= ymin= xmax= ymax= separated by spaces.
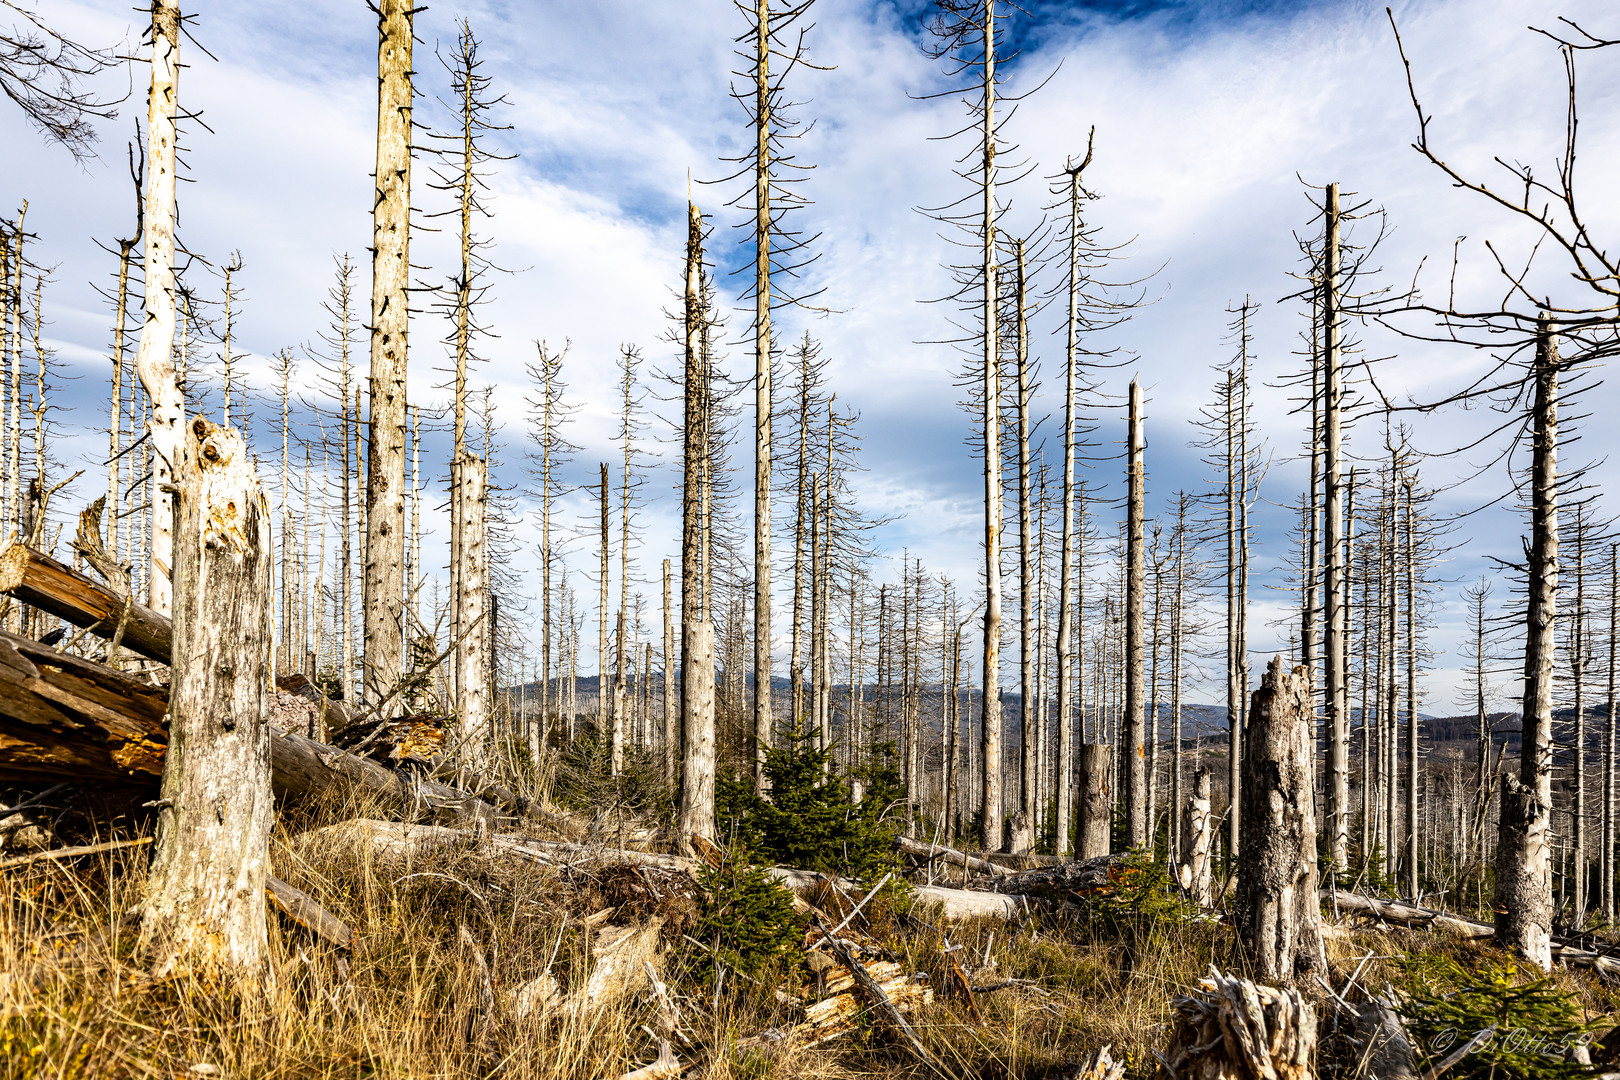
xmin=1123 ymin=379 xmax=1147 ymax=847
xmin=1496 ymin=316 xmax=1558 ymax=973
xmin=1236 ymin=655 xmax=1324 ymax=985
xmin=1179 ymin=765 xmax=1212 ymax=907
xmin=133 ymin=0 xmax=182 ymax=618
xmin=452 ymin=453 xmax=488 ymax=769
xmin=1322 ymin=182 xmax=1350 ymax=876
xmin=363 ymin=0 xmax=413 ymax=711
xmin=141 ymin=419 xmax=274 ymax=974
xmin=679 ymin=201 xmax=715 ymax=844
xmin=977 ymin=0 xmax=1004 ymax=852
xmin=1078 ymin=742 xmax=1111 ymax=859
xmin=680 ymin=620 xmax=715 ymax=843
xmin=1605 ymin=544 xmax=1617 ymax=926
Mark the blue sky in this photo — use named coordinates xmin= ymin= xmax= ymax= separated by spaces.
xmin=7 ymin=0 xmax=1620 ymax=709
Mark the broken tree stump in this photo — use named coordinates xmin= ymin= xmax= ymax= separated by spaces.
xmin=1236 ymin=656 xmax=1324 ymax=985
xmin=1157 ymin=969 xmax=1316 ymax=1080
xmin=1078 ymin=743 xmax=1112 ymax=859
xmin=1179 ymin=766 xmax=1213 ymax=907
xmin=141 ymin=418 xmax=276 ymax=973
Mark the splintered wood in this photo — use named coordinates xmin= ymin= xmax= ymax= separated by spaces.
xmin=1157 ymin=969 xmax=1316 ymax=1080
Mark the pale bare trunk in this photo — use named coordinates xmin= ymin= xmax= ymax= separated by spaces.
xmin=978 ymin=0 xmax=1002 ymax=851
xmin=452 ymin=453 xmax=488 ymax=769
xmin=1496 ymin=316 xmax=1558 ymax=973
xmin=134 ymin=4 xmax=181 ymax=619
xmin=751 ymin=0 xmax=774 ymax=789
xmin=363 ymin=0 xmax=412 ymax=709
xmin=1124 ymin=379 xmax=1147 ymax=847
xmin=1323 ymin=183 xmax=1349 ymax=874
xmin=1237 ymin=656 xmax=1324 ymax=985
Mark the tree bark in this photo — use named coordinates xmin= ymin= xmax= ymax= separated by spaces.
xmin=751 ymin=0 xmax=774 ymax=791
xmin=1078 ymin=742 xmax=1111 ymax=859
xmin=679 ymin=619 xmax=715 ymax=843
xmin=363 ymin=0 xmax=412 ymax=712
xmin=1496 ymin=316 xmax=1558 ymax=973
xmin=133 ymin=0 xmax=181 ymax=619
xmin=978 ymin=0 xmax=1003 ymax=853
xmin=1236 ymin=655 xmax=1324 ymax=985
xmin=141 ymin=419 xmax=274 ymax=974
xmin=0 ymin=543 xmax=171 ymax=665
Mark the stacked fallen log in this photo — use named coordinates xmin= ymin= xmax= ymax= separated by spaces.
xmin=0 ymin=630 xmax=169 ymax=783
xmin=0 ymin=543 xmax=172 ymax=666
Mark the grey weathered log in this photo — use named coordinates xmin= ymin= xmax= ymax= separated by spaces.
xmin=142 ymin=418 xmax=275 ymax=973
xmin=996 ymin=853 xmax=1131 ymax=902
xmin=0 ymin=543 xmax=173 ymax=665
xmin=1078 ymin=743 xmax=1112 ymax=859
xmin=895 ymin=835 xmax=1012 ymax=878
xmin=1351 ymin=1002 xmax=1419 ymax=1080
xmin=266 ymin=874 xmax=354 ymax=949
xmin=1236 ymin=656 xmax=1324 ymax=985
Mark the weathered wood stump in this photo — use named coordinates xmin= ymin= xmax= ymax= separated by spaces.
xmin=1156 ymin=969 xmax=1316 ymax=1080
xmin=1179 ymin=765 xmax=1213 ymax=907
xmin=1235 ymin=655 xmax=1324 ymax=984
xmin=141 ymin=418 xmax=275 ymax=973
xmin=1078 ymin=743 xmax=1112 ymax=859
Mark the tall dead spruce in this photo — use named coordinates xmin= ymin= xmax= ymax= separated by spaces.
xmin=723 ymin=0 xmax=825 ymax=787
xmin=1390 ymin=14 xmax=1620 ymax=969
xmin=363 ymin=0 xmax=413 ymax=712
xmin=132 ymin=0 xmax=181 ymax=619
xmin=924 ymin=0 xmax=1020 ymax=850
xmin=680 ymin=202 xmax=717 ymax=842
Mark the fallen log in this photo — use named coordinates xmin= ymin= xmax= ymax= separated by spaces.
xmin=895 ymin=836 xmax=1013 ymax=878
xmin=0 ymin=835 xmax=151 ymax=870
xmin=1326 ymin=891 xmax=1493 ymax=939
xmin=0 ymin=629 xmax=169 ymax=783
xmin=1325 ymin=890 xmax=1620 ymax=977
xmin=265 ymin=875 xmax=353 ymax=949
xmin=995 ymin=853 xmax=1132 ymax=903
xmin=0 ymin=543 xmax=173 ymax=666
xmin=0 ymin=629 xmax=568 ymax=832
xmin=814 ymin=915 xmax=942 ymax=1071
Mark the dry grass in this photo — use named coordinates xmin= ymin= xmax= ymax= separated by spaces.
xmin=5 ymin=793 xmax=1615 ymax=1080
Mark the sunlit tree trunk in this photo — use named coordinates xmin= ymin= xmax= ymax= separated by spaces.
xmin=1496 ymin=316 xmax=1558 ymax=973
xmin=363 ymin=0 xmax=413 ymax=709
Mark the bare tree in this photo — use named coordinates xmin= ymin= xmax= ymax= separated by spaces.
xmin=0 ymin=0 xmax=119 ymax=161
xmin=363 ymin=0 xmax=414 ymax=712
xmin=132 ymin=0 xmax=181 ymax=619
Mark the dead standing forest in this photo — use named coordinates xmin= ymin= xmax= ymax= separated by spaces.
xmin=1 ymin=1 xmax=1620 ymax=1078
